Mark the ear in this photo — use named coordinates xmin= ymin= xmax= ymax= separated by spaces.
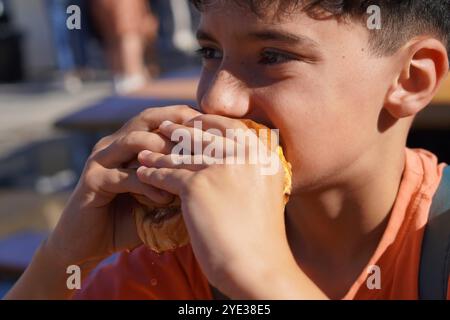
xmin=384 ymin=38 xmax=449 ymax=119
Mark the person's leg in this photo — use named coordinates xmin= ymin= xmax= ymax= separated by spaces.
xmin=45 ymin=0 xmax=76 ymax=72
xmin=113 ymin=0 xmax=151 ymax=78
xmin=69 ymin=0 xmax=89 ymax=69
xmin=169 ymin=0 xmax=197 ymax=54
xmin=113 ymin=33 xmax=149 ymax=94
xmin=91 ymin=0 xmax=153 ymax=94
xmin=46 ymin=0 xmax=83 ymax=92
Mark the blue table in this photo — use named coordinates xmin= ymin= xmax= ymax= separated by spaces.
xmin=55 ymin=67 xmax=200 ymax=132
xmin=0 ymin=231 xmax=118 ymax=297
xmin=0 ymin=231 xmax=47 ymax=274
xmin=55 ymin=96 xmax=197 ymax=132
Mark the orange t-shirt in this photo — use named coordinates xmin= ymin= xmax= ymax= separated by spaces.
xmin=74 ymin=148 xmax=449 ymax=300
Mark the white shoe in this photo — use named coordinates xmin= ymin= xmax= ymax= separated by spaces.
xmin=113 ymin=73 xmax=147 ymax=95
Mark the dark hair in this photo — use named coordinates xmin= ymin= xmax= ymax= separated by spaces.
xmin=190 ymin=0 xmax=450 ymax=59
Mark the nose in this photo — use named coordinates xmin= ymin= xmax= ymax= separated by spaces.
xmin=198 ymin=69 xmax=250 ymax=118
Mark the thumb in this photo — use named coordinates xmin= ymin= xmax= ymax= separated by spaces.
xmin=111 ymin=195 xmax=143 ymax=252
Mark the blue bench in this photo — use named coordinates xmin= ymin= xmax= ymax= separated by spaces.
xmin=0 ymin=231 xmax=118 ymax=297
xmin=55 ymin=96 xmax=197 ymax=132
xmin=55 ymin=67 xmax=200 ymax=132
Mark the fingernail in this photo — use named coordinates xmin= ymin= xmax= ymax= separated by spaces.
xmin=139 ymin=150 xmax=152 ymax=159
xmin=136 ymin=166 xmax=147 ymax=175
xmin=159 ymin=120 xmax=173 ymax=129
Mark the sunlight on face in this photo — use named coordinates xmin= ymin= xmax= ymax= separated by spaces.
xmin=194 ymin=2 xmax=400 ymax=191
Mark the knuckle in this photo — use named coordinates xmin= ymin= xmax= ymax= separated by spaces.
xmin=147 ymin=132 xmax=166 ymax=150
xmin=139 ymin=108 xmax=155 ymax=121
xmin=141 ymin=167 xmax=155 ymax=180
xmin=140 ymin=105 xmax=197 ymax=126
xmin=148 ymin=170 xmax=159 ymax=182
xmin=171 ymin=104 xmax=190 ymax=112
xmin=173 ymin=105 xmax=198 ymax=122
xmin=187 ymin=114 xmax=205 ymax=125
xmin=121 ymin=117 xmax=135 ymax=129
xmin=154 ymin=156 xmax=166 ymax=168
xmin=122 ymin=131 xmax=142 ymax=147
xmin=85 ymin=154 xmax=98 ymax=166
xmin=93 ymin=135 xmax=112 ymax=152
xmin=154 ymin=168 xmax=169 ymax=179
xmin=82 ymin=167 xmax=98 ymax=189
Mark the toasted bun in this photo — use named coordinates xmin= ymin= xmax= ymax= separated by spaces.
xmin=133 ymin=119 xmax=292 ymax=253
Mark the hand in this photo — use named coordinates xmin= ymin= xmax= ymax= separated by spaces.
xmin=136 ymin=114 xmax=305 ymax=298
xmin=45 ymin=105 xmax=202 ymax=269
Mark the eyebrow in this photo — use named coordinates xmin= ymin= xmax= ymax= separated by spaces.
xmin=196 ymin=29 xmax=319 ymax=48
xmin=196 ymin=29 xmax=218 ymax=42
xmin=248 ymin=30 xmax=319 ymax=48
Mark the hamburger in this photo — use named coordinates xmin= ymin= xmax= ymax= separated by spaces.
xmin=132 ymin=119 xmax=292 ymax=253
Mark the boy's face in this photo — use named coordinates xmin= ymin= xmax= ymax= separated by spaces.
xmin=196 ymin=3 xmax=402 ymax=192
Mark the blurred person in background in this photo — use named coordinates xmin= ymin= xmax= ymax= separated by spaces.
xmin=91 ymin=0 xmax=158 ymax=95
xmin=0 ymin=0 xmax=10 ymax=24
xmin=45 ymin=0 xmax=90 ymax=93
xmin=149 ymin=0 xmax=200 ymax=68
xmin=0 ymin=0 xmax=25 ymax=83
xmin=169 ymin=0 xmax=198 ymax=54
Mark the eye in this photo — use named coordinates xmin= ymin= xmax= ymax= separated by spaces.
xmin=195 ymin=47 xmax=223 ymax=60
xmin=259 ymin=50 xmax=297 ymax=65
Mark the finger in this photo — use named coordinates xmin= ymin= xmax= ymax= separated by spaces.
xmin=94 ymin=131 xmax=174 ymax=168
xmin=184 ymin=116 xmax=279 ymax=161
xmin=138 ymin=150 xmax=218 ymax=170
xmin=184 ymin=114 xmax=248 ymax=134
xmin=129 ymin=193 xmax=175 ymax=209
xmin=90 ymin=167 xmax=173 ymax=204
xmin=92 ymin=105 xmax=201 ymax=154
xmin=186 ymin=116 xmax=276 ymax=151
xmin=157 ymin=121 xmax=237 ymax=158
xmin=136 ymin=166 xmax=194 ymax=196
xmin=119 ymin=105 xmax=201 ymax=138
xmin=111 ymin=194 xmax=143 ymax=251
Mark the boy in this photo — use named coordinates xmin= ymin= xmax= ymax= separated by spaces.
xmin=5 ymin=0 xmax=450 ymax=299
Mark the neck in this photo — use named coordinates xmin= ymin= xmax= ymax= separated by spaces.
xmin=286 ymin=143 xmax=406 ymax=267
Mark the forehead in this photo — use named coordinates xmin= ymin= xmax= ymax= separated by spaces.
xmin=198 ymin=2 xmax=312 ymax=37
xmin=197 ymin=0 xmax=301 ymax=24
xmin=197 ymin=3 xmax=372 ymax=64
xmin=197 ymin=2 xmax=356 ymax=47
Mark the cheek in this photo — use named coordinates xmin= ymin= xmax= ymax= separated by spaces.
xmin=329 ymin=54 xmax=390 ymax=128
xmin=260 ymin=81 xmax=381 ymax=190
xmin=283 ymin=115 xmax=361 ymax=186
xmin=283 ymin=120 xmax=376 ymax=191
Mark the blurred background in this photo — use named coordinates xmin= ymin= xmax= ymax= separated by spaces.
xmin=0 ymin=0 xmax=449 ymax=298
